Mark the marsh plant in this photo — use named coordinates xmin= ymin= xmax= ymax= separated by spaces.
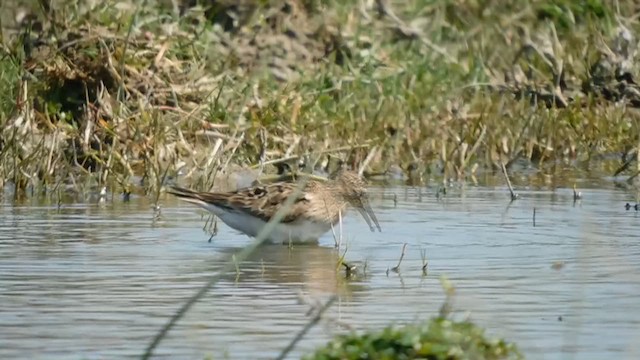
xmin=1 ymin=0 xmax=639 ymax=201
xmin=304 ymin=317 xmax=522 ymax=360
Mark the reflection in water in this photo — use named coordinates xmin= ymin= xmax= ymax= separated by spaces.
xmin=217 ymin=244 xmax=365 ymax=299
xmin=1 ymin=183 xmax=640 ymax=359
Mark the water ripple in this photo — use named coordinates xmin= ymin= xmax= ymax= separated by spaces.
xmin=1 ymin=186 xmax=639 ymax=359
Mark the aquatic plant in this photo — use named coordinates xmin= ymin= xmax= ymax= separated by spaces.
xmin=304 ymin=275 xmax=522 ymax=360
xmin=304 ymin=317 xmax=523 ymax=360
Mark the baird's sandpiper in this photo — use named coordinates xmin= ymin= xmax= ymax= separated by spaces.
xmin=167 ymin=170 xmax=381 ymax=244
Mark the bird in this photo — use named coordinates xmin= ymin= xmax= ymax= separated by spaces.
xmin=167 ymin=170 xmax=381 ymax=244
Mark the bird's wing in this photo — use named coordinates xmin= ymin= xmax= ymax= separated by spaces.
xmin=170 ymin=182 xmax=312 ymax=223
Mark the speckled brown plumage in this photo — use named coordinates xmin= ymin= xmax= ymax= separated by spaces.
xmin=167 ymin=170 xmax=381 ymax=243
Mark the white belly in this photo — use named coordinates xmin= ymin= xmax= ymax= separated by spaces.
xmin=216 ymin=209 xmax=333 ymax=244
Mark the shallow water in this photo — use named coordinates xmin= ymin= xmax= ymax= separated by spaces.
xmin=1 ymin=179 xmax=640 ymax=359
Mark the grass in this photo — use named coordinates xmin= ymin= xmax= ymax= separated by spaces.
xmin=0 ymin=0 xmax=638 ymax=202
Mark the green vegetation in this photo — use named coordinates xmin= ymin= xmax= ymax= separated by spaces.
xmin=536 ymin=0 xmax=611 ymax=29
xmin=305 ymin=317 xmax=522 ymax=360
xmin=305 ymin=278 xmax=521 ymax=359
xmin=0 ymin=0 xmax=638 ymax=201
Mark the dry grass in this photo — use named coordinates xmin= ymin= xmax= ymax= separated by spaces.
xmin=1 ymin=0 xmax=639 ymax=201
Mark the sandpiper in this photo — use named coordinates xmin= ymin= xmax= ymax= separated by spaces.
xmin=167 ymin=170 xmax=381 ymax=244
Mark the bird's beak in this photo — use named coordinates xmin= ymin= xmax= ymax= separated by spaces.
xmin=355 ymin=195 xmax=381 ymax=232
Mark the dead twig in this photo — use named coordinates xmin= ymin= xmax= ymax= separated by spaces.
xmin=391 ymin=243 xmax=407 ymax=273
xmin=460 ymin=125 xmax=487 ymax=172
xmin=420 ymin=248 xmax=428 ymax=275
xmin=358 ymin=145 xmax=378 ymax=177
xmin=500 ymin=162 xmax=519 ymax=201
xmin=327 ymin=200 xmax=343 ymax=248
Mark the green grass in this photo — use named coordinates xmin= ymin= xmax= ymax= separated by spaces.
xmin=304 ymin=317 xmax=522 ymax=360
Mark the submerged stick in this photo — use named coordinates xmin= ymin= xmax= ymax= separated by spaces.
xmin=342 ymin=261 xmax=357 ymax=277
xmin=572 ymin=184 xmax=582 ymax=201
xmin=391 ymin=243 xmax=408 ymax=273
xmin=275 ymin=295 xmax=337 ymax=360
xmin=500 ymin=162 xmax=519 ymax=201
xmin=420 ymin=248 xmax=428 ymax=275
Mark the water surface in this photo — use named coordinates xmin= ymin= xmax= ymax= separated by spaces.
xmin=1 ymin=180 xmax=639 ymax=359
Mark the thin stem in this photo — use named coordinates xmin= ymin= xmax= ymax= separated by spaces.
xmin=275 ymin=296 xmax=337 ymax=360
xmin=141 ymin=175 xmax=311 ymax=359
